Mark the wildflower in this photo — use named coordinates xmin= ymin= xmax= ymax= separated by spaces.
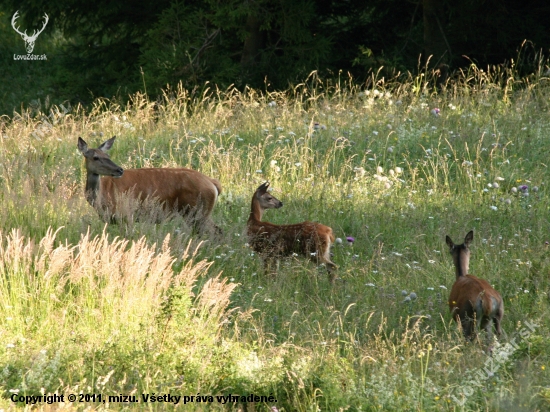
xmin=387 ymin=146 xmax=394 ymax=153
xmin=511 ymin=187 xmax=518 ymax=193
xmin=519 ymin=185 xmax=529 ymax=192
xmin=372 ymin=130 xmax=379 ymax=136
xmin=493 ymin=182 xmax=500 ymax=188
xmin=439 ymin=285 xmax=447 ymax=290
xmin=401 ymin=290 xmax=408 ymax=296
xmin=255 ymin=169 xmax=263 ymax=173
xmin=366 ymin=283 xmax=376 ymax=287
xmin=431 ymin=108 xmax=440 ymax=116
xmin=335 ymin=237 xmax=343 ymax=244
xmin=346 ymin=236 xmax=355 ymax=243
xmin=532 ymin=186 xmax=539 ymax=192
xmin=490 ymin=206 xmax=498 ymax=211
xmin=268 ymin=101 xmax=277 ymax=107
xmin=428 ymin=260 xmax=435 ymax=264
xmin=295 ymin=162 xmax=302 ymax=167
xmin=409 ymin=292 xmax=417 ymax=300
xmin=395 ymin=167 xmax=403 ymax=174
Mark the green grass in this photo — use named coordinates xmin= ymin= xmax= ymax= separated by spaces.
xmin=1 ymin=68 xmax=550 ymax=411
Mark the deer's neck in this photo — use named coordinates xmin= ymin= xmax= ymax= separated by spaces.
xmin=454 ymin=254 xmax=469 ymax=279
xmin=249 ymin=199 xmax=264 ymax=222
xmin=85 ymin=171 xmax=101 ymax=207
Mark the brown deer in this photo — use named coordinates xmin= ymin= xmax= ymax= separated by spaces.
xmin=446 ymin=230 xmax=504 ymax=346
xmin=247 ymin=182 xmax=337 ymax=282
xmin=77 ymin=136 xmax=222 ymax=233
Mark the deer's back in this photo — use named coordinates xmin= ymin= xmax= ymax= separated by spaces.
xmin=449 ymin=275 xmax=503 ymax=319
xmin=100 ymin=168 xmax=220 ymax=211
xmin=247 ymin=220 xmax=326 ymax=257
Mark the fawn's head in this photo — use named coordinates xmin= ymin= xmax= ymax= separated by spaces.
xmin=254 ymin=182 xmax=283 ymax=210
xmin=446 ymin=230 xmax=473 ymax=277
xmin=78 ymin=136 xmax=124 ymax=178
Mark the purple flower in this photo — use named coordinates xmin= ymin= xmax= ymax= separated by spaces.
xmin=346 ymin=236 xmax=355 ymax=243
xmin=519 ymin=185 xmax=529 ymax=192
xmin=431 ymin=108 xmax=440 ymax=116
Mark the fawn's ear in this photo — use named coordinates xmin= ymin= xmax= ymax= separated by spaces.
xmin=464 ymin=230 xmax=474 ymax=247
xmin=445 ymin=235 xmax=454 ymax=249
xmin=257 ymin=181 xmax=270 ymax=194
xmin=98 ymin=136 xmax=116 ymax=152
xmin=77 ymin=137 xmax=88 ymax=154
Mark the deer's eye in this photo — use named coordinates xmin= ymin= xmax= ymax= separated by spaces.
xmin=93 ymin=155 xmax=99 ymax=160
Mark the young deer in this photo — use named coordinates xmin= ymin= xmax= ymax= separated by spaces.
xmin=247 ymin=182 xmax=337 ymax=282
xmin=446 ymin=231 xmax=504 ymax=345
xmin=78 ymin=136 xmax=222 ymax=233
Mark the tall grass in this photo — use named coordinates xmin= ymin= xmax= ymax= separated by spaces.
xmin=1 ymin=65 xmax=550 ymax=410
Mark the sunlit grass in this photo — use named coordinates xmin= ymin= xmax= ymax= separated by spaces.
xmin=0 ymin=67 xmax=550 ymax=410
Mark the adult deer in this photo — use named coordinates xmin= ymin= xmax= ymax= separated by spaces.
xmin=77 ymin=136 xmax=222 ymax=233
xmin=12 ymin=11 xmax=49 ymax=54
xmin=446 ymin=231 xmax=504 ymax=347
xmin=247 ymin=182 xmax=337 ymax=282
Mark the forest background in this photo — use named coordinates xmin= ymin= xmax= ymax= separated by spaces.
xmin=1 ymin=0 xmax=549 ymax=115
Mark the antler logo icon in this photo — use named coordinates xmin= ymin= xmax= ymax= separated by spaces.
xmin=11 ymin=11 xmax=49 ymax=54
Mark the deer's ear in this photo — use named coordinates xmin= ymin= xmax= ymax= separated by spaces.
xmin=258 ymin=181 xmax=270 ymax=194
xmin=464 ymin=230 xmax=474 ymax=247
xmin=445 ymin=235 xmax=454 ymax=249
xmin=77 ymin=137 xmax=88 ymax=154
xmin=98 ymin=136 xmax=116 ymax=152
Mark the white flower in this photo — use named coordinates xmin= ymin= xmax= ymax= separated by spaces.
xmin=490 ymin=206 xmax=498 ymax=211
xmin=372 ymin=131 xmax=379 ymax=136
xmin=395 ymin=167 xmax=403 ymax=174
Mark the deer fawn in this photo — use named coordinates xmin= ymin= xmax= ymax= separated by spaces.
xmin=247 ymin=182 xmax=337 ymax=282
xmin=78 ymin=136 xmax=222 ymax=233
xmin=446 ymin=230 xmax=504 ymax=346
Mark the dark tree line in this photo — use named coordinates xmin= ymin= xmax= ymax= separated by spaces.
xmin=1 ymin=0 xmax=550 ymax=105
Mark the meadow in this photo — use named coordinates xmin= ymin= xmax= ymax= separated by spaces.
xmin=0 ymin=67 xmax=549 ymax=411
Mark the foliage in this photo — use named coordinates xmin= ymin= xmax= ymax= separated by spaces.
xmin=2 ymin=0 xmax=550 ymax=115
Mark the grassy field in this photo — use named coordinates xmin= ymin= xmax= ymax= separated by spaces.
xmin=1 ymin=67 xmax=550 ymax=411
